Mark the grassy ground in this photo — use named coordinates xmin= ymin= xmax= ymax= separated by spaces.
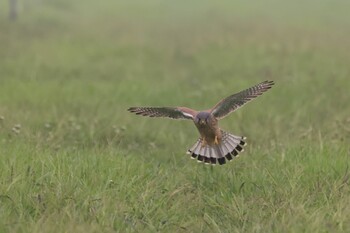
xmin=1 ymin=0 xmax=350 ymax=232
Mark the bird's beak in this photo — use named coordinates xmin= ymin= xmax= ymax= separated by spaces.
xmin=200 ymin=120 xmax=205 ymax=125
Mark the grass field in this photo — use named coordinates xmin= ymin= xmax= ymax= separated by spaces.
xmin=1 ymin=0 xmax=350 ymax=232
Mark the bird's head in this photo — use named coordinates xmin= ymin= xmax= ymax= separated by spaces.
xmin=195 ymin=112 xmax=211 ymax=125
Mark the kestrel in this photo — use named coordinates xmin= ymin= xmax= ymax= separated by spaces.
xmin=128 ymin=80 xmax=274 ymax=165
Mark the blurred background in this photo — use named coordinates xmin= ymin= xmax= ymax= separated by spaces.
xmin=0 ymin=0 xmax=349 ymax=150
xmin=1 ymin=1 xmax=350 ymax=232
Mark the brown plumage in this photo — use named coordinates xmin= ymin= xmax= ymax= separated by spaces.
xmin=128 ymin=80 xmax=275 ymax=165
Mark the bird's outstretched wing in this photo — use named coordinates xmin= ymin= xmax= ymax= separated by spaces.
xmin=128 ymin=106 xmax=196 ymax=120
xmin=210 ymin=80 xmax=275 ymax=119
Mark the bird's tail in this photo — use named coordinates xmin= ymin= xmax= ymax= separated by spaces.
xmin=187 ymin=130 xmax=247 ymax=165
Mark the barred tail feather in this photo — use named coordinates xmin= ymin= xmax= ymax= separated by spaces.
xmin=186 ymin=130 xmax=247 ymax=165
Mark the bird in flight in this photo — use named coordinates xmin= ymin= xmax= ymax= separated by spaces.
xmin=128 ymin=80 xmax=274 ymax=165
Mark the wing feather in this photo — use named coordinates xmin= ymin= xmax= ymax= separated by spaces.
xmin=211 ymin=80 xmax=274 ymax=119
xmin=128 ymin=106 xmax=196 ymax=120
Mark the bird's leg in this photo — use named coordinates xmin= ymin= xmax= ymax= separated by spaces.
xmin=214 ymin=135 xmax=219 ymax=145
xmin=201 ymin=138 xmax=207 ymax=147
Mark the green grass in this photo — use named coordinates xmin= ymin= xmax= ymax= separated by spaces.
xmin=1 ymin=0 xmax=350 ymax=232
